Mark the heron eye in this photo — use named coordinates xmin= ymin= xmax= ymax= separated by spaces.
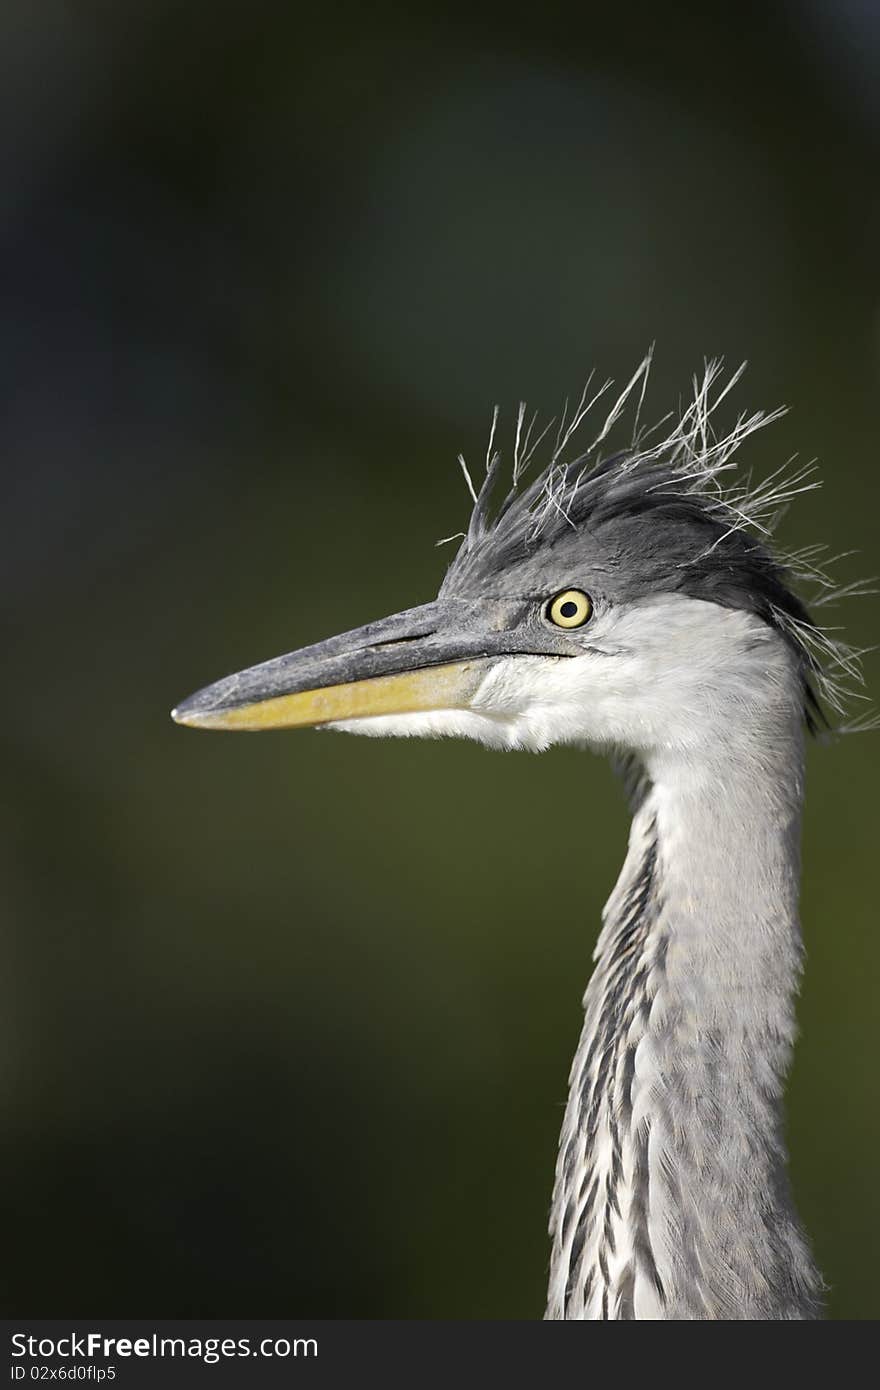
xmin=547 ymin=589 xmax=593 ymax=629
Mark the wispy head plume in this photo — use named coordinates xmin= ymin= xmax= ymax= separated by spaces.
xmin=443 ymin=353 xmax=874 ymax=734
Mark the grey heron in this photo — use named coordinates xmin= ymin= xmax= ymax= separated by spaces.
xmin=173 ymin=358 xmax=867 ymax=1320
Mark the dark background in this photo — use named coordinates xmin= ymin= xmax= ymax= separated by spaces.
xmin=2 ymin=1 xmax=878 ymax=1319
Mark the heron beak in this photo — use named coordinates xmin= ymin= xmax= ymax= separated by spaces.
xmin=171 ymin=600 xmax=505 ymax=732
xmin=172 ymin=661 xmax=487 ymax=731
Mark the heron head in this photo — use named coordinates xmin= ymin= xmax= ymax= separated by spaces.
xmin=173 ymin=367 xmax=837 ymax=757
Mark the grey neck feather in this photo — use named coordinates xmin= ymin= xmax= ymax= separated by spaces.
xmin=546 ymin=717 xmax=825 ymax=1320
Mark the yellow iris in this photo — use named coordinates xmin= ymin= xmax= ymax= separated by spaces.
xmin=547 ymin=589 xmax=593 ymax=629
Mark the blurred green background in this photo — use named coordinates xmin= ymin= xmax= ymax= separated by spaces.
xmin=2 ymin=1 xmax=878 ymax=1319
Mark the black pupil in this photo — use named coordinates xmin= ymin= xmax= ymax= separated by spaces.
xmin=560 ymin=600 xmax=579 ymax=619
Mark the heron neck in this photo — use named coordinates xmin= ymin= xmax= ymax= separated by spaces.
xmin=546 ymin=724 xmax=824 ymax=1320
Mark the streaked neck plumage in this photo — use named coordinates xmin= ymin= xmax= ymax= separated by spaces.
xmin=546 ymin=704 xmax=825 ymax=1320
